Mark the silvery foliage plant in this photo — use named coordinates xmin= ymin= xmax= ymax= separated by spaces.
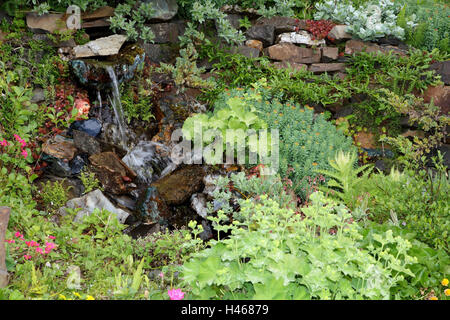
xmin=314 ymin=0 xmax=417 ymax=41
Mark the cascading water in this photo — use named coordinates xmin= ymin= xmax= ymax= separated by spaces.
xmin=97 ymin=90 xmax=102 ymax=120
xmin=106 ymin=66 xmax=128 ymax=149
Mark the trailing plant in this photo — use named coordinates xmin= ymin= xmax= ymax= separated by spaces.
xmin=39 ymin=179 xmax=70 ymax=214
xmin=109 ymin=0 xmax=155 ymax=43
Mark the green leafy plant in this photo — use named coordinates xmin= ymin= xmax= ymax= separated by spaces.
xmin=109 ymin=0 xmax=155 ymax=43
xmin=39 ymin=180 xmax=70 ymax=213
xmin=182 ymin=192 xmax=416 ymax=299
xmin=80 ymin=169 xmax=103 ymax=194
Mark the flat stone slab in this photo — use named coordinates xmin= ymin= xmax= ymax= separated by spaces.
xmin=278 ymin=31 xmax=326 ymax=46
xmin=73 ymin=34 xmax=127 ymax=58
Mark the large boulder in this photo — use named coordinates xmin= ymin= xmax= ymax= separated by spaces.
xmin=246 ymin=25 xmax=275 ymax=47
xmin=73 ymin=35 xmax=128 ymax=58
xmin=429 ymin=60 xmax=450 ymax=85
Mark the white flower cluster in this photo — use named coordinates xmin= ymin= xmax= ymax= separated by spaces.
xmin=314 ymin=0 xmax=417 ymax=41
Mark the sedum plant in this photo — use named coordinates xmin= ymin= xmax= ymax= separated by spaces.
xmin=211 ymin=85 xmax=355 ymax=200
xmin=182 ymin=192 xmax=416 ymax=299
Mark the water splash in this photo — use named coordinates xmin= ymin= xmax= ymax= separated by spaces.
xmin=106 ymin=66 xmax=128 ymax=149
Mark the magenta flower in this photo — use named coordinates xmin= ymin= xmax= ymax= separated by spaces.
xmin=48 ymin=235 xmax=56 ymax=240
xmin=0 ymin=140 xmax=8 ymax=147
xmin=14 ymin=231 xmax=22 ymax=238
xmin=158 ymin=272 xmax=164 ymax=279
xmin=168 ymin=289 xmax=185 ymax=300
xmin=21 ymin=149 xmax=28 ymax=158
xmin=6 ymin=239 xmax=15 ymax=244
xmin=24 ymin=255 xmax=31 ymax=260
xmin=36 ymin=247 xmax=44 ymax=254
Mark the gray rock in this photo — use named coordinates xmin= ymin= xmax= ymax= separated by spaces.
xmin=191 ymin=193 xmax=208 ymax=219
xmin=122 ymin=141 xmax=174 ymax=184
xmin=278 ymin=31 xmax=326 ymax=46
xmin=254 ymin=16 xmax=300 ymax=34
xmin=73 ymin=34 xmax=128 ymax=58
xmin=266 ymin=43 xmax=321 ymax=64
xmin=59 ymin=189 xmax=129 ymax=223
xmin=327 ymin=25 xmax=352 ymax=41
xmin=246 ymin=25 xmax=275 ymax=47
xmin=142 ymin=43 xmax=179 ymax=64
xmin=147 ymin=21 xmax=186 ymax=44
xmin=144 ymin=0 xmax=178 ymax=21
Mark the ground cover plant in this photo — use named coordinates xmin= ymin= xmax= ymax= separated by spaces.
xmin=0 ymin=0 xmax=449 ymax=302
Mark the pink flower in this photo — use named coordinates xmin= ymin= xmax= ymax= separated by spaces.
xmin=48 ymin=236 xmax=56 ymax=240
xmin=0 ymin=140 xmax=8 ymax=147
xmin=13 ymin=134 xmax=21 ymax=141
xmin=158 ymin=272 xmax=164 ymax=279
xmin=5 ymin=239 xmax=15 ymax=244
xmin=36 ymin=247 xmax=44 ymax=254
xmin=24 ymin=255 xmax=31 ymax=260
xmin=14 ymin=231 xmax=22 ymax=238
xmin=21 ymin=149 xmax=28 ymax=158
xmin=168 ymin=288 xmax=185 ymax=300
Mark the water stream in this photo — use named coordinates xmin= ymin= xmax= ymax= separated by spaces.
xmin=106 ymin=66 xmax=128 ymax=149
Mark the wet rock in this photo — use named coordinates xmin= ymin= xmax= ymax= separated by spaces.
xmin=422 ymin=85 xmax=450 ymax=115
xmin=42 ymin=135 xmax=77 ymax=161
xmin=70 ymin=155 xmax=86 ymax=175
xmin=144 ymin=0 xmax=178 ymax=21
xmin=73 ymin=130 xmax=101 ymax=156
xmin=327 ymin=25 xmax=351 ymax=41
xmin=278 ymin=31 xmax=326 ymax=46
xmin=71 ymin=44 xmax=145 ymax=90
xmin=122 ymin=141 xmax=174 ymax=185
xmin=69 ymin=119 xmax=102 ymax=137
xmin=125 ymin=221 xmax=161 ymax=239
xmin=147 ymin=21 xmax=186 ymax=44
xmin=375 ymin=159 xmax=387 ymax=173
xmin=321 ymin=47 xmax=339 ymax=62
xmin=136 ymin=186 xmax=171 ymax=223
xmin=309 ymin=63 xmax=346 ymax=73
xmin=246 ymin=25 xmax=275 ymax=47
xmin=245 ymin=39 xmax=263 ymax=51
xmin=73 ymin=34 xmax=127 ymax=58
xmin=266 ymin=43 xmax=321 ymax=64
xmin=59 ymin=189 xmax=129 ymax=223
xmin=46 ymin=158 xmax=72 ymax=177
xmin=429 ymin=60 xmax=450 ymax=85
xmin=114 ymin=195 xmax=137 ymax=211
xmin=89 ymin=152 xmax=137 ymax=195
xmin=191 ymin=193 xmax=208 ymax=219
xmin=151 ymin=165 xmax=205 ymax=205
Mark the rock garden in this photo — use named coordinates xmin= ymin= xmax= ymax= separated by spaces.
xmin=0 ymin=0 xmax=449 ymax=300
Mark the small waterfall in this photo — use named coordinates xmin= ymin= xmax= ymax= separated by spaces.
xmin=97 ymin=90 xmax=102 ymax=120
xmin=106 ymin=66 xmax=128 ymax=148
